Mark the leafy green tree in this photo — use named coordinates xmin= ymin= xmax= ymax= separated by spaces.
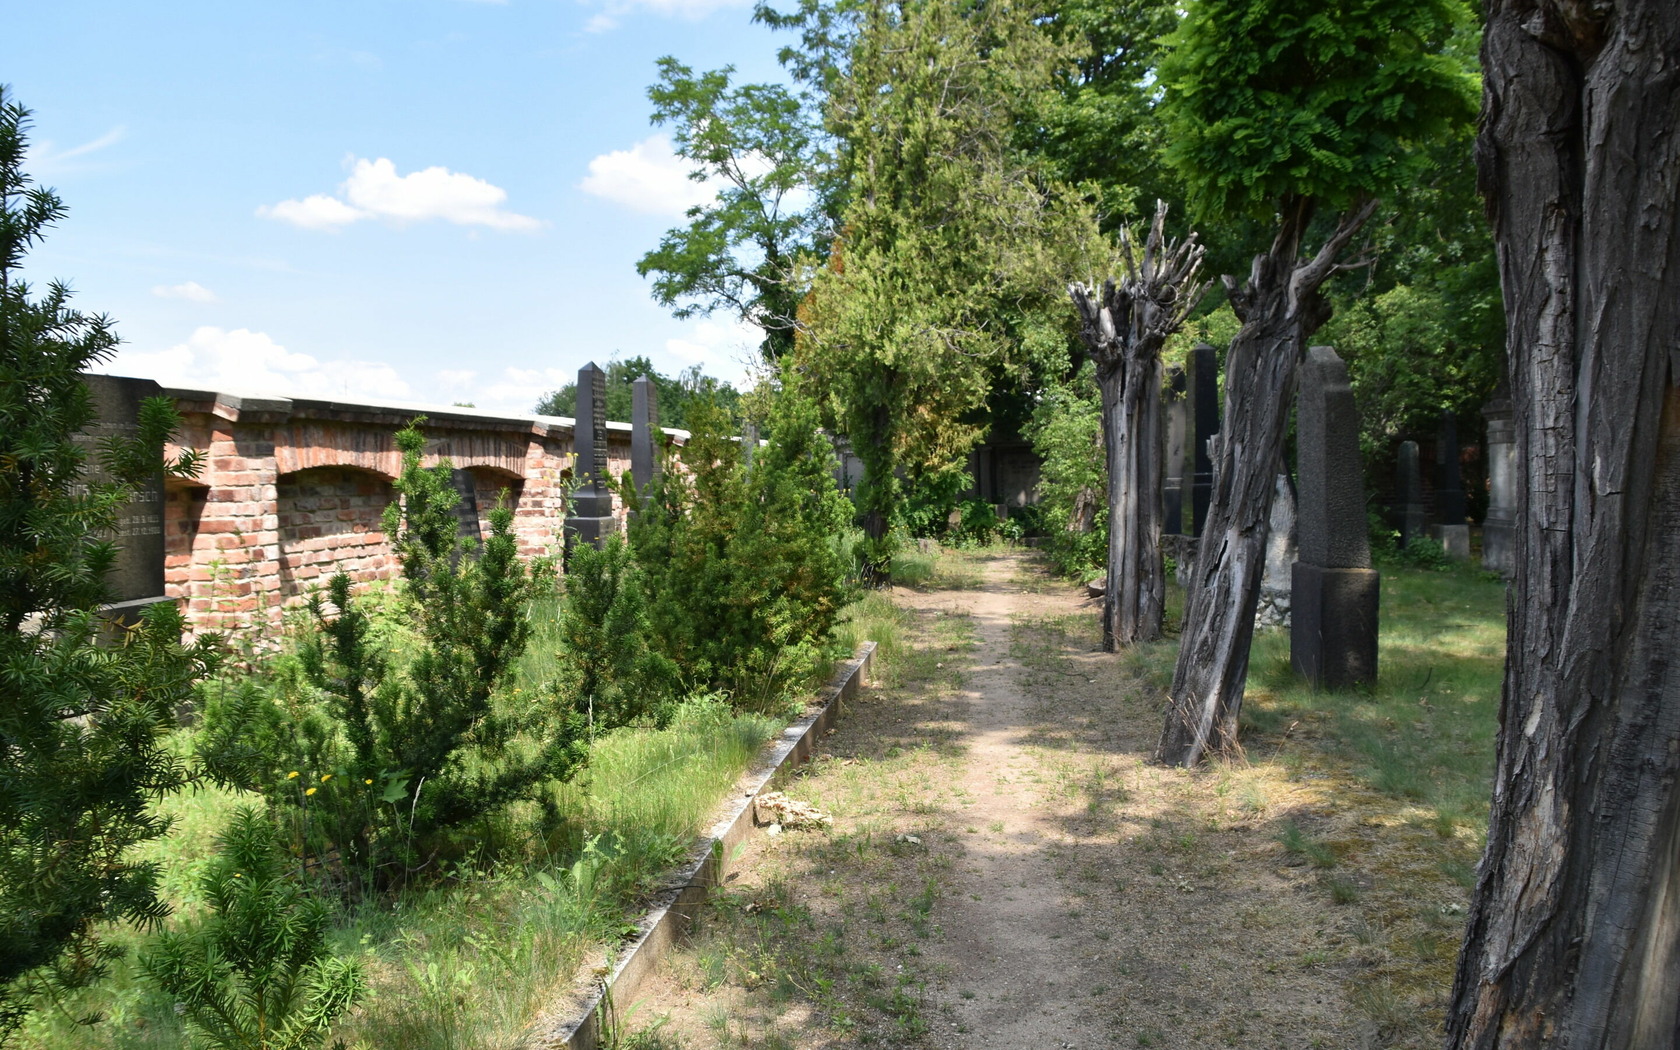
xmin=636 ymin=59 xmax=831 ymax=363
xmin=554 ymin=535 xmax=678 ymax=737
xmin=141 ymin=808 xmax=365 ymax=1050
xmin=631 ymin=390 xmax=852 ymax=709
xmin=1152 ymin=0 xmax=1478 ymax=766
xmin=534 ymin=357 xmax=739 ymax=430
xmin=0 ymin=88 xmax=220 ymax=1040
xmin=791 ymin=0 xmax=1103 ymax=580
xmin=202 ymin=420 xmax=576 ymax=889
xmin=1026 ymin=368 xmax=1107 ymax=578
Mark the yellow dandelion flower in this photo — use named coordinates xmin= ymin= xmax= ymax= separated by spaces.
xmin=287 ymin=771 xmax=300 ymax=779
xmin=233 ymin=872 xmax=243 ymax=878
xmin=320 ymin=774 xmax=333 ymax=783
xmin=364 ymin=778 xmax=374 ymax=785
xmin=305 ymin=787 xmax=318 ymax=796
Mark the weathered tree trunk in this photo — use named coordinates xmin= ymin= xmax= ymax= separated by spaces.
xmin=1070 ymin=203 xmax=1208 ymax=651
xmin=1096 ymin=351 xmax=1165 ymax=648
xmin=1155 ymin=197 xmax=1376 ymax=766
xmin=1445 ymin=3 xmax=1680 ymax=1046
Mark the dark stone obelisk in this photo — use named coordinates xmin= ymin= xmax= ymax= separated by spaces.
xmin=563 ymin=362 xmax=616 ymax=552
xmin=1481 ymin=394 xmax=1516 ymax=575
xmin=1433 ymin=410 xmax=1469 ymax=559
xmin=1291 ymin=347 xmax=1379 ymax=690
xmin=1163 ymin=366 xmax=1188 ymax=536
xmin=1188 ymin=343 xmax=1219 ymax=536
xmin=1397 ymin=440 xmax=1428 ymax=550
xmin=630 ymin=374 xmax=660 ymax=497
xmin=78 ymin=374 xmax=169 ymax=624
xmin=448 ymin=470 xmax=482 ymax=547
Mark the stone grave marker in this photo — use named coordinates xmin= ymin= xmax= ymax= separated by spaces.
xmin=563 ymin=362 xmax=616 ymax=551
xmin=78 ymin=374 xmax=169 ymax=623
xmin=1481 ymin=394 xmax=1515 ymax=575
xmin=1397 ymin=440 xmax=1428 ymax=550
xmin=1256 ymin=473 xmax=1297 ymax=628
xmin=448 ymin=468 xmax=482 ymax=547
xmin=1188 ymin=342 xmax=1219 ymax=535
xmin=1433 ymin=410 xmax=1469 ymax=559
xmin=1291 ymin=347 xmax=1379 ymax=689
xmin=1163 ymin=365 xmax=1187 ymax=536
xmin=631 ymin=374 xmax=660 ymax=497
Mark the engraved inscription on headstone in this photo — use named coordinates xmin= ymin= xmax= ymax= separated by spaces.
xmin=1481 ymin=394 xmax=1516 ymax=575
xmin=77 ymin=374 xmax=168 ymax=611
xmin=449 ymin=468 xmax=482 ymax=547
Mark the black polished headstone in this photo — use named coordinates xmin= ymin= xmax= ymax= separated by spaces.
xmin=1188 ymin=343 xmax=1219 ymax=535
xmin=1434 ymin=411 xmax=1466 ymax=525
xmin=564 ymin=362 xmax=616 ymax=550
xmin=78 ymin=374 xmax=167 ymax=612
xmin=631 ymin=374 xmax=660 ymax=496
xmin=448 ymin=469 xmax=482 ymax=546
xmin=1397 ymin=440 xmax=1427 ymax=549
xmin=1163 ymin=366 xmax=1187 ymax=536
xmin=1291 ymin=347 xmax=1379 ymax=690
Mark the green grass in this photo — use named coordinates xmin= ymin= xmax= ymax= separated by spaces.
xmin=1244 ymin=560 xmax=1507 ymax=831
xmin=14 ymin=590 xmax=838 ymax=1050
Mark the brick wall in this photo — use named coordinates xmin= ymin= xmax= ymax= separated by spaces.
xmin=158 ymin=387 xmax=680 ymax=636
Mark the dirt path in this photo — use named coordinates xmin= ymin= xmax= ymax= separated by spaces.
xmin=617 ymin=549 xmax=1431 ymax=1049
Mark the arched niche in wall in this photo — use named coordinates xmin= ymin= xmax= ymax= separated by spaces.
xmin=275 ymin=463 xmax=398 ymax=600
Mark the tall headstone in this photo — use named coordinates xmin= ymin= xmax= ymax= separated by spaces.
xmin=630 ymin=374 xmax=660 ymax=497
xmin=563 ymin=362 xmax=616 ymax=551
xmin=1187 ymin=343 xmax=1219 ymax=536
xmin=448 ymin=469 xmax=482 ymax=547
xmin=1162 ymin=366 xmax=1188 ymax=536
xmin=1291 ymin=347 xmax=1379 ymax=689
xmin=1396 ymin=440 xmax=1428 ymax=550
xmin=1433 ymin=410 xmax=1469 ymax=559
xmin=77 ymin=375 xmax=170 ymax=623
xmin=1481 ymin=394 xmax=1516 ymax=575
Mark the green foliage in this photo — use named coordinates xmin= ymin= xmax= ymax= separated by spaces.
xmin=631 ymin=390 xmax=853 ymax=710
xmin=637 ymin=59 xmax=830 ymax=363
xmin=533 ymin=356 xmax=739 ymax=430
xmin=1156 ymin=0 xmax=1479 ymax=221
xmin=792 ymin=0 xmax=1104 ymax=577
xmin=1025 ymin=370 xmax=1108 ymax=578
xmin=0 ymin=88 xmax=219 ymax=1039
xmin=553 ymin=536 xmax=678 ymax=737
xmin=201 ymin=420 xmax=574 ymax=889
xmin=141 ymin=808 xmax=365 ymax=1050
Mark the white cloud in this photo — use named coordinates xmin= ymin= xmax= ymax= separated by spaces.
xmin=480 ymin=366 xmax=575 ymax=416
xmin=436 ymin=368 xmax=478 ymax=388
xmin=109 ymin=326 xmax=413 ymax=400
xmin=25 ymin=125 xmax=126 ymax=176
xmin=579 ymin=134 xmax=719 ymax=216
xmin=666 ymin=315 xmax=759 ymax=386
xmin=150 ymin=281 xmax=219 ymax=303
xmin=581 ymin=0 xmax=749 ymax=32
xmin=259 ymin=157 xmax=541 ymax=232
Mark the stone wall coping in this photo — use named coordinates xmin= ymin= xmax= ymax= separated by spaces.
xmin=160 ymin=385 xmax=690 ymax=441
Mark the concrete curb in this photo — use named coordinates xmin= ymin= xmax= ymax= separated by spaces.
xmin=532 ymin=642 xmax=876 ymax=1049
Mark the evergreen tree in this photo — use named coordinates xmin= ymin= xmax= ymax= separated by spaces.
xmin=0 ymin=88 xmax=219 ymax=1039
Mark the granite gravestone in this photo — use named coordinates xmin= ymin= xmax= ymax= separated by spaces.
xmin=1291 ymin=347 xmax=1379 ymax=689
xmin=1163 ymin=366 xmax=1188 ymax=536
xmin=1188 ymin=343 xmax=1219 ymax=535
xmin=1433 ymin=410 xmax=1469 ymax=559
xmin=1481 ymin=394 xmax=1516 ymax=575
xmin=1396 ymin=440 xmax=1428 ymax=550
xmin=630 ymin=374 xmax=660 ymax=498
xmin=78 ymin=374 xmax=169 ymax=623
xmin=563 ymin=362 xmax=616 ymax=551
xmin=448 ymin=469 xmax=482 ymax=548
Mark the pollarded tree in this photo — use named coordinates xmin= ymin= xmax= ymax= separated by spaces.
xmin=0 ymin=88 xmax=218 ymax=1039
xmin=1445 ymin=3 xmax=1680 ymax=1045
xmin=1151 ymin=0 xmax=1478 ymax=766
xmin=1069 ymin=202 xmax=1209 ymax=649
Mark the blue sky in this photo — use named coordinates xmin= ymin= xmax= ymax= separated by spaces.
xmin=4 ymin=1 xmax=791 ymax=414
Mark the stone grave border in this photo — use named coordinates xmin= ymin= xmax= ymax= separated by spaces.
xmin=532 ymin=641 xmax=877 ymax=1049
